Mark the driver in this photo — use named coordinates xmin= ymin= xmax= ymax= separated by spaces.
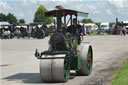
xmin=66 ymin=18 xmax=85 ymax=49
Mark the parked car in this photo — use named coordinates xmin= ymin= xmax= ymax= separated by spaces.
xmin=97 ymin=28 xmax=105 ymax=35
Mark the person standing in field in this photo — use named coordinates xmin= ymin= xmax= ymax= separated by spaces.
xmin=116 ymin=26 xmax=120 ymax=35
xmin=122 ymin=26 xmax=126 ymax=36
xmin=120 ymin=26 xmax=123 ymax=36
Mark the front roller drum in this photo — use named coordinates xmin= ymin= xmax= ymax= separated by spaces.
xmin=77 ymin=43 xmax=93 ymax=75
xmin=40 ymin=57 xmax=70 ymax=82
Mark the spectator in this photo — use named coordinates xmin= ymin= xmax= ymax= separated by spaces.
xmin=109 ymin=26 xmax=113 ymax=34
xmin=7 ymin=29 xmax=11 ymax=39
xmin=116 ymin=26 xmax=120 ymax=35
xmin=2 ymin=28 xmax=6 ymax=39
xmin=122 ymin=26 xmax=126 ymax=36
xmin=15 ymin=28 xmax=21 ymax=38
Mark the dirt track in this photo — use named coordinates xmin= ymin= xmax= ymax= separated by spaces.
xmin=1 ymin=35 xmax=128 ymax=85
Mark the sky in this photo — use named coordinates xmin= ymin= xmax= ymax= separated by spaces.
xmin=0 ymin=0 xmax=128 ymax=24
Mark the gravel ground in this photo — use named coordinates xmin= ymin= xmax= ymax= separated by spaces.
xmin=0 ymin=35 xmax=128 ymax=85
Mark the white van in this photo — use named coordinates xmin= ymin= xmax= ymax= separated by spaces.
xmin=123 ymin=21 xmax=128 ymax=29
xmin=100 ymin=22 xmax=109 ymax=30
xmin=84 ymin=23 xmax=98 ymax=33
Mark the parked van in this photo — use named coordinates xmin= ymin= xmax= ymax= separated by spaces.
xmin=100 ymin=22 xmax=109 ymax=30
xmin=84 ymin=23 xmax=98 ymax=34
xmin=123 ymin=21 xmax=128 ymax=29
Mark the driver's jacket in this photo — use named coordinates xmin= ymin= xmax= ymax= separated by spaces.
xmin=66 ymin=24 xmax=85 ymax=35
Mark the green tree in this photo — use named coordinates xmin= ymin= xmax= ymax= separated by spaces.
xmin=33 ymin=5 xmax=54 ymax=24
xmin=0 ymin=13 xmax=7 ymax=21
xmin=7 ymin=13 xmax=17 ymax=24
xmin=81 ymin=18 xmax=94 ymax=23
xmin=109 ymin=22 xmax=114 ymax=27
xmin=95 ymin=22 xmax=101 ymax=28
xmin=19 ymin=19 xmax=25 ymax=24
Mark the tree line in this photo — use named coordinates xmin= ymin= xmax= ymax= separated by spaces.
xmin=0 ymin=5 xmax=54 ymax=25
xmin=0 ymin=13 xmax=25 ymax=24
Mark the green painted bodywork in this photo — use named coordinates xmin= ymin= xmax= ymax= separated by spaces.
xmin=38 ymin=35 xmax=92 ymax=81
xmin=40 ymin=36 xmax=82 ymax=70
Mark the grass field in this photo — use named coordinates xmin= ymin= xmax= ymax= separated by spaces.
xmin=89 ymin=32 xmax=97 ymax=35
xmin=112 ymin=60 xmax=128 ymax=85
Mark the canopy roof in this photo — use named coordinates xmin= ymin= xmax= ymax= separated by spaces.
xmin=123 ymin=21 xmax=128 ymax=24
xmin=45 ymin=9 xmax=88 ymax=17
xmin=0 ymin=22 xmax=10 ymax=25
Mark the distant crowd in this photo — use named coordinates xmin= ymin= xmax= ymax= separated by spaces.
xmin=0 ymin=26 xmax=31 ymax=39
xmin=110 ymin=25 xmax=127 ymax=36
xmin=0 ymin=24 xmax=127 ymax=39
xmin=0 ymin=25 xmax=49 ymax=39
xmin=97 ymin=25 xmax=127 ymax=36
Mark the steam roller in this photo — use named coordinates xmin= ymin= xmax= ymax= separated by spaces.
xmin=35 ymin=6 xmax=93 ymax=82
xmin=35 ymin=32 xmax=93 ymax=82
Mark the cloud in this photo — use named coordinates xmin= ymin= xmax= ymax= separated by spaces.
xmin=22 ymin=0 xmax=29 ymax=6
xmin=1 ymin=0 xmax=128 ymax=23
xmin=108 ymin=0 xmax=128 ymax=8
xmin=22 ymin=0 xmax=37 ymax=6
xmin=117 ymin=8 xmax=128 ymax=14
xmin=51 ymin=0 xmax=82 ymax=1
xmin=86 ymin=4 xmax=96 ymax=12
xmin=30 ymin=0 xmax=37 ymax=4
xmin=0 ymin=1 xmax=13 ymax=10
xmin=106 ymin=9 xmax=112 ymax=15
xmin=17 ymin=12 xmax=25 ymax=18
xmin=22 ymin=0 xmax=82 ymax=6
